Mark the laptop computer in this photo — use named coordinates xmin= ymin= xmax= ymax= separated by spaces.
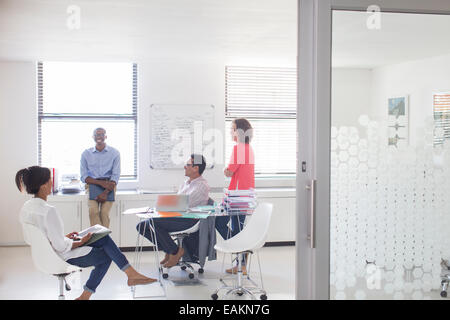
xmin=155 ymin=194 xmax=189 ymax=212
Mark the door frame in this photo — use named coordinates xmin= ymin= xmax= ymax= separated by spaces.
xmin=295 ymin=0 xmax=450 ymax=300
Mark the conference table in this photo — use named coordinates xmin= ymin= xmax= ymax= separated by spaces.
xmin=122 ymin=205 xmax=216 ymax=298
xmin=122 ymin=205 xmax=256 ymax=298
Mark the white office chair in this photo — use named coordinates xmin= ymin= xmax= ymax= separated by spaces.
xmin=22 ymin=223 xmax=82 ymax=300
xmin=211 ymin=202 xmax=273 ymax=300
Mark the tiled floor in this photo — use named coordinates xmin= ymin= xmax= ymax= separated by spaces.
xmin=0 ymin=245 xmax=296 ymax=300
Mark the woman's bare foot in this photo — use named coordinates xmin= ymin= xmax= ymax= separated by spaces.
xmin=127 ymin=277 xmax=157 ymax=287
xmin=75 ymin=290 xmax=92 ymax=300
xmin=125 ymin=266 xmax=157 ymax=286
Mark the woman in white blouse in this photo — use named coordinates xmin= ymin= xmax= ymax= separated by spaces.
xmin=16 ymin=166 xmax=156 ymax=300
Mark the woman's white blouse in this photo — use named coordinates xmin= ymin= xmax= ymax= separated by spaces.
xmin=20 ymin=198 xmax=92 ymax=261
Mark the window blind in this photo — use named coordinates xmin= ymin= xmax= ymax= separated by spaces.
xmin=225 ymin=66 xmax=297 ymax=175
xmin=434 ymin=93 xmax=450 ymax=145
xmin=226 ymin=66 xmax=297 ymax=119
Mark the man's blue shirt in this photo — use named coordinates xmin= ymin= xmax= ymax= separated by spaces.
xmin=80 ymin=145 xmax=121 ymax=184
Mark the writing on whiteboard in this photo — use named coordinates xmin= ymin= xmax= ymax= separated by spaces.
xmin=150 ymin=104 xmax=220 ymax=169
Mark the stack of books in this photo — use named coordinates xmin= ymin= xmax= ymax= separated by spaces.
xmin=222 ymin=188 xmax=257 ymax=215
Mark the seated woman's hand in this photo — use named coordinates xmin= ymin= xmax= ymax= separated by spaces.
xmin=81 ymin=232 xmax=93 ymax=244
xmin=70 ymin=232 xmax=93 ymax=249
xmin=66 ymin=232 xmax=79 ymax=240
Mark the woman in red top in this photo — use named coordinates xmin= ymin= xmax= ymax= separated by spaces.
xmin=216 ymin=118 xmax=254 ymax=274
xmin=225 ymin=121 xmax=255 ymax=190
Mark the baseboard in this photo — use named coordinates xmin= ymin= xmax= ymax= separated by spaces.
xmin=0 ymin=242 xmax=27 ymax=247
xmin=119 ymin=241 xmax=295 ymax=252
xmin=121 ymin=246 xmax=156 ymax=252
xmin=263 ymin=241 xmax=295 ymax=247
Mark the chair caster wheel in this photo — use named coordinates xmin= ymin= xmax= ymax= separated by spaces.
xmin=65 ymin=284 xmax=71 ymax=291
xmin=189 ymin=273 xmax=195 ymax=279
xmin=211 ymin=293 xmax=218 ymax=300
xmin=237 ymin=291 xmax=244 ymax=296
xmin=198 ymin=268 xmax=204 ymax=274
xmin=162 ymin=273 xmax=169 ymax=279
xmin=181 ymin=265 xmax=187 ymax=270
xmin=441 ymin=291 xmax=447 ymax=298
xmin=260 ymin=294 xmax=267 ymax=300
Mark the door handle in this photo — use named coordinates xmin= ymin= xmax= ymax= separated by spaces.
xmin=305 ymin=179 xmax=316 ymax=249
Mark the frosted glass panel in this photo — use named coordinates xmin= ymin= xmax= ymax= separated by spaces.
xmin=330 ymin=116 xmax=450 ymax=299
xmin=331 ymin=10 xmax=450 ymax=300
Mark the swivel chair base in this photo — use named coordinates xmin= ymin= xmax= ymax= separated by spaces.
xmin=211 ymin=251 xmax=267 ymax=300
xmin=55 ymin=269 xmax=82 ymax=300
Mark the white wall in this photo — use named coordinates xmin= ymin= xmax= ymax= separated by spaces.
xmin=0 ymin=61 xmax=37 ymax=244
xmin=371 ymin=53 xmax=450 ymax=146
xmin=137 ymin=58 xmax=227 ymax=190
xmin=0 ymin=57 xmax=296 ymax=244
xmin=332 ymin=68 xmax=373 ymax=128
xmin=332 ymin=54 xmax=450 ymax=144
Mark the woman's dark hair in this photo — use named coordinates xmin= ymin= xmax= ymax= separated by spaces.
xmin=233 ymin=118 xmax=253 ymax=144
xmin=15 ymin=166 xmax=51 ymax=195
xmin=191 ymin=154 xmax=207 ymax=175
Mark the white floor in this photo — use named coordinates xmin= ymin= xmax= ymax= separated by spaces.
xmin=0 ymin=245 xmax=295 ymax=300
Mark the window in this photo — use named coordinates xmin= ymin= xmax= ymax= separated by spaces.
xmin=38 ymin=62 xmax=137 ymax=180
xmin=225 ymin=66 xmax=297 ymax=175
xmin=434 ymin=93 xmax=450 ymax=146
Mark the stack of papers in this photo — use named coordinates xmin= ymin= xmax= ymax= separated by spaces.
xmin=223 ymin=188 xmax=257 ymax=215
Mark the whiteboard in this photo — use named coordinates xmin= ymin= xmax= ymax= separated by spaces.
xmin=149 ymin=104 xmax=215 ymax=169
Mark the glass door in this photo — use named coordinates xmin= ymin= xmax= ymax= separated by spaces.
xmin=296 ymin=0 xmax=450 ymax=300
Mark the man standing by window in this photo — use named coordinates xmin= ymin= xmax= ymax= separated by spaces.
xmin=80 ymin=128 xmax=120 ymax=228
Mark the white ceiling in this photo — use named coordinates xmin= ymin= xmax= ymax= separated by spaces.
xmin=1 ymin=1 xmax=450 ymax=68
xmin=0 ymin=0 xmax=297 ymax=64
xmin=332 ymin=10 xmax=450 ymax=69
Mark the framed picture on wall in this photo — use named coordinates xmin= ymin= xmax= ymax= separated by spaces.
xmin=433 ymin=92 xmax=450 ymax=145
xmin=388 ymin=95 xmax=409 ymax=148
